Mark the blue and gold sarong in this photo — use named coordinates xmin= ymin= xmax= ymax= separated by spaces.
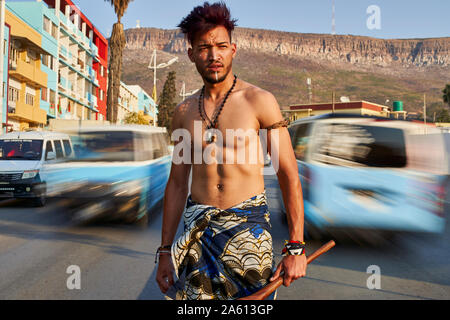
xmin=167 ymin=191 xmax=274 ymax=300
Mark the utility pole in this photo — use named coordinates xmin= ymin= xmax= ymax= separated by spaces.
xmin=424 ymin=93 xmax=428 ymax=135
xmin=150 ymin=49 xmax=157 ymax=102
xmin=332 ymin=91 xmax=336 ymax=113
xmin=423 ymin=93 xmax=427 ymax=125
xmin=307 ymin=78 xmax=312 ymax=103
xmin=149 ymin=49 xmax=179 ymax=103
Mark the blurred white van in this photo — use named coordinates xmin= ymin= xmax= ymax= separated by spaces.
xmin=0 ymin=131 xmax=74 ymax=206
xmin=283 ymin=113 xmax=448 ymax=239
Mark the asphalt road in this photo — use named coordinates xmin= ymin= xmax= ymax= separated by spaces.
xmin=0 ymin=174 xmax=449 ymax=300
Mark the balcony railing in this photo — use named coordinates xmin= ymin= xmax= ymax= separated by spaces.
xmin=59 ymin=76 xmax=67 ymax=90
xmin=8 ymin=103 xmax=16 ymax=114
xmin=59 ymin=14 xmax=68 ymax=28
xmin=59 ymin=45 xmax=68 ymax=59
xmin=8 ymin=100 xmax=46 ymax=124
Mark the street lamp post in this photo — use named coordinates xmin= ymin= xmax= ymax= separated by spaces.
xmin=180 ymin=81 xmax=199 ymax=101
xmin=148 ymin=49 xmax=178 ymax=102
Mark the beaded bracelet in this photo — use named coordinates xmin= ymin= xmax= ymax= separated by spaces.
xmin=282 ymin=240 xmax=306 ymax=256
xmin=155 ymin=245 xmax=172 ymax=263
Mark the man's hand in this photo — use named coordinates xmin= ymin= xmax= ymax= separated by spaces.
xmin=269 ymin=255 xmax=307 ymax=287
xmin=156 ymin=255 xmax=175 ymax=294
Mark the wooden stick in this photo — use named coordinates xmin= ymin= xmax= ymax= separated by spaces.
xmin=239 ymin=240 xmax=336 ymax=300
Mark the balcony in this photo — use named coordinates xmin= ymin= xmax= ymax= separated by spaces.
xmin=8 ymin=102 xmax=16 ymax=114
xmin=81 ymin=34 xmax=90 ymax=49
xmin=9 ymin=59 xmax=47 ymax=89
xmin=71 ymin=56 xmax=77 ymax=67
xmin=58 ymin=76 xmax=67 ymax=90
xmin=8 ymin=100 xmax=47 ymax=124
xmin=59 ymin=14 xmax=68 ymax=29
xmin=91 ymin=95 xmax=98 ymax=108
xmin=59 ymin=45 xmax=68 ymax=60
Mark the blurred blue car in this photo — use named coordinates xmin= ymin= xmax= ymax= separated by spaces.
xmin=43 ymin=125 xmax=171 ymax=225
xmin=282 ymin=114 xmax=448 ymax=239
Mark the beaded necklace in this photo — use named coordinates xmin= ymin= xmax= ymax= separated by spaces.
xmin=198 ymin=75 xmax=237 ymax=144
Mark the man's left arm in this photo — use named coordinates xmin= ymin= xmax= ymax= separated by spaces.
xmin=254 ymin=90 xmax=307 ymax=287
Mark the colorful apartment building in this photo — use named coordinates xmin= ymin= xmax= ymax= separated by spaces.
xmin=1 ymin=15 xmax=10 ymax=132
xmin=43 ymin=0 xmax=109 ymax=121
xmin=4 ymin=0 xmax=108 ymax=127
xmin=4 ymin=5 xmax=48 ymax=131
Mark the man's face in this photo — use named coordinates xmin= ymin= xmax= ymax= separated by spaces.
xmin=188 ymin=26 xmax=237 ymax=84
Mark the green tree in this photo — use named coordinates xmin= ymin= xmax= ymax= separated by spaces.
xmin=443 ymin=84 xmax=450 ymax=107
xmin=123 ymin=111 xmax=150 ymax=125
xmin=104 ymin=0 xmax=134 ymax=124
xmin=435 ymin=107 xmax=450 ymax=123
xmin=158 ymin=71 xmax=177 ymax=132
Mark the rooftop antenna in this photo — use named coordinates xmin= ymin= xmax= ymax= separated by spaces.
xmin=332 ymin=0 xmax=336 ymax=35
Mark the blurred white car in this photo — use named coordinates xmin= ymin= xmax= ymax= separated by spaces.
xmin=0 ymin=131 xmax=74 ymax=206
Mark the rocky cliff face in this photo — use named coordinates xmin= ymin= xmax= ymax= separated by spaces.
xmin=124 ymin=27 xmax=450 ymax=68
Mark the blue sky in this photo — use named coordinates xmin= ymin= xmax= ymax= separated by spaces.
xmin=10 ymin=0 xmax=450 ymax=39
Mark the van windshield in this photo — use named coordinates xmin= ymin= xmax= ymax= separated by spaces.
xmin=71 ymin=131 xmax=134 ymax=162
xmin=0 ymin=139 xmax=43 ymax=161
xmin=312 ymin=123 xmax=407 ymax=168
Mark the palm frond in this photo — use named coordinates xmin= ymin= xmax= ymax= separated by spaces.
xmin=103 ymin=0 xmax=134 ymax=22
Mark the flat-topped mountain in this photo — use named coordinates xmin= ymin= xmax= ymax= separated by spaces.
xmin=121 ymin=27 xmax=450 ymax=113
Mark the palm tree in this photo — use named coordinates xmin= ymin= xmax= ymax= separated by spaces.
xmin=444 ymin=84 xmax=450 ymax=108
xmin=104 ymin=0 xmax=134 ymax=123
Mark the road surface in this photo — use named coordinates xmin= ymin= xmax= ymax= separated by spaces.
xmin=0 ymin=174 xmax=449 ymax=300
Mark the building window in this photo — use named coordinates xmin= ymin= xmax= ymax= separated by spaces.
xmin=41 ymin=54 xmax=48 ymax=67
xmin=100 ymin=89 xmax=104 ymax=101
xmin=43 ymin=16 xmax=51 ymax=34
xmin=26 ymin=93 xmax=35 ymax=106
xmin=26 ymin=49 xmax=36 ymax=64
xmin=51 ymin=23 xmax=58 ymax=39
xmin=49 ymin=89 xmax=56 ymax=105
xmin=41 ymin=88 xmax=48 ymax=102
xmin=8 ymin=86 xmax=19 ymax=102
xmin=10 ymin=45 xmax=18 ymax=64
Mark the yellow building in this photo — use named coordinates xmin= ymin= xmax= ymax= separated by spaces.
xmin=6 ymin=8 xmax=48 ymax=131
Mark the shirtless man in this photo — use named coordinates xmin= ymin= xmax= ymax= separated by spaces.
xmin=156 ymin=2 xmax=306 ymax=300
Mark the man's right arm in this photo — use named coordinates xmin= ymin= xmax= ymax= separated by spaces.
xmin=156 ymin=103 xmax=191 ymax=294
xmin=161 ymin=161 xmax=191 ymax=247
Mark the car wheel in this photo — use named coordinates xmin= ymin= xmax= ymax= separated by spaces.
xmin=32 ymin=183 xmax=46 ymax=207
xmin=32 ymin=196 xmax=46 ymax=207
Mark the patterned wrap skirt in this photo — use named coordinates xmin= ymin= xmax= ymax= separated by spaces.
xmin=166 ymin=191 xmax=274 ymax=300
